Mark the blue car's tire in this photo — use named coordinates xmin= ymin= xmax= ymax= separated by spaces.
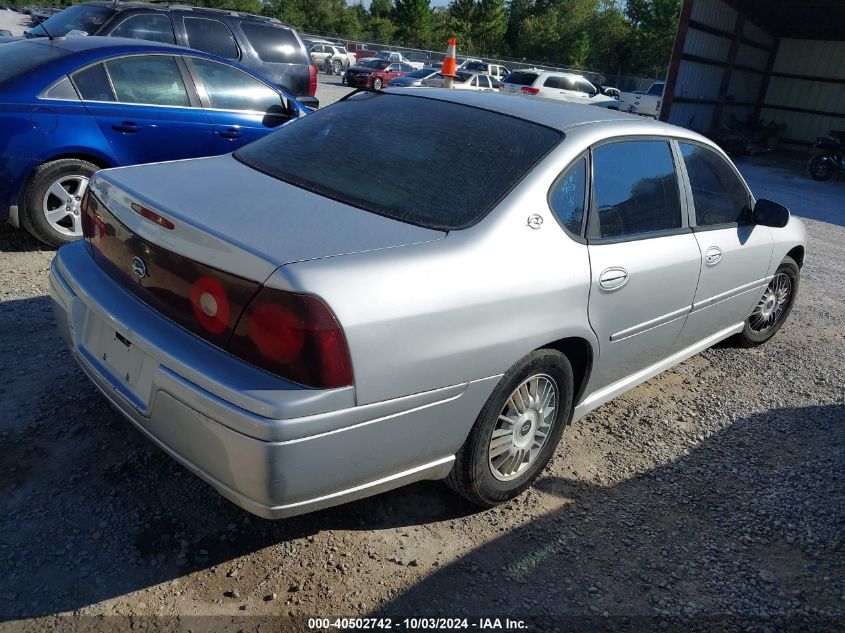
xmin=21 ymin=158 xmax=98 ymax=248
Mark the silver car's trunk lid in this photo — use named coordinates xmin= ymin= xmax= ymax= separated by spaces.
xmin=92 ymin=154 xmax=445 ymax=282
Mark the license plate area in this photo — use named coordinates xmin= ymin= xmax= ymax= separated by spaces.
xmin=83 ymin=314 xmax=156 ymax=411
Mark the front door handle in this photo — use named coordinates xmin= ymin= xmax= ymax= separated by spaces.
xmin=704 ymin=246 xmax=723 ymax=265
xmin=599 ymin=267 xmax=629 ymax=290
xmin=218 ymin=127 xmax=242 ymax=140
xmin=111 ymin=121 xmax=139 ymax=133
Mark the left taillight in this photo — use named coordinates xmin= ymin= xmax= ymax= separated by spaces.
xmin=308 ymin=64 xmax=317 ymax=96
xmin=228 ymin=287 xmax=353 ymax=389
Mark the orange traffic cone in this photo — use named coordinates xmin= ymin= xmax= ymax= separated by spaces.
xmin=441 ymin=38 xmax=458 ymax=88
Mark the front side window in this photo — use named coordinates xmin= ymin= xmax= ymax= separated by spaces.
xmin=576 ymin=80 xmax=596 ymax=95
xmin=104 ymin=55 xmax=190 ymax=107
xmin=234 ymin=92 xmax=562 ymax=231
xmin=241 ymin=23 xmax=306 ymax=64
xmin=190 ymin=58 xmax=282 ymax=113
xmin=679 ymin=143 xmax=750 ymax=226
xmin=589 ymin=141 xmax=682 ymax=239
xmin=549 ymin=157 xmax=587 ymax=237
xmin=27 ymin=3 xmax=114 ymax=37
xmin=109 ymin=14 xmax=175 ymax=44
xmin=184 ymin=17 xmax=238 ymax=60
xmin=72 ymin=63 xmax=114 ymax=102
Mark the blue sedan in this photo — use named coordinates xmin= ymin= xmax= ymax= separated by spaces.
xmin=0 ymin=36 xmax=306 ymax=246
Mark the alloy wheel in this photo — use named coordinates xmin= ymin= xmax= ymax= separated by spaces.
xmin=749 ymin=272 xmax=792 ymax=334
xmin=41 ymin=174 xmax=89 ymax=238
xmin=488 ymin=374 xmax=557 ymax=481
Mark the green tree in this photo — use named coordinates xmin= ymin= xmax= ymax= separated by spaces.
xmin=449 ymin=0 xmax=476 ymax=51
xmin=626 ymin=0 xmax=681 ymax=76
xmin=504 ymin=0 xmax=534 ymax=54
xmin=394 ymin=0 xmax=432 ymax=47
xmin=473 ymin=0 xmax=507 ymax=53
xmin=370 ymin=0 xmax=394 ymax=20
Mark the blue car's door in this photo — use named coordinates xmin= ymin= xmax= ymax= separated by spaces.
xmin=184 ymin=56 xmax=296 ymax=152
xmin=71 ymin=55 xmax=215 ymax=165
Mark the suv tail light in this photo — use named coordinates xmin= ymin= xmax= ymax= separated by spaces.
xmin=229 ymin=288 xmax=353 ymax=389
xmin=308 ymin=64 xmax=317 ymax=96
xmin=521 ymin=87 xmax=540 ymax=95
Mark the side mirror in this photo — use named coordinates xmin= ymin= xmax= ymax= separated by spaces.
xmin=752 ymin=199 xmax=790 ymax=228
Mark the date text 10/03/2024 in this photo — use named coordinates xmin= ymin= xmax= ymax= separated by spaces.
xmin=307 ymin=618 xmax=529 ymax=630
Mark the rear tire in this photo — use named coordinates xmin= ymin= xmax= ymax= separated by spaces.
xmin=807 ymin=153 xmax=835 ymax=181
xmin=734 ymin=256 xmax=799 ymax=347
xmin=21 ymin=158 xmax=98 ymax=247
xmin=332 ymin=59 xmax=343 ymax=75
xmin=445 ymin=349 xmax=574 ymax=507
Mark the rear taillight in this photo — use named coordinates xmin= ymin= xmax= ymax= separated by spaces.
xmin=229 ymin=288 xmax=353 ymax=389
xmin=521 ymin=87 xmax=540 ymax=95
xmin=308 ymin=65 xmax=317 ymax=96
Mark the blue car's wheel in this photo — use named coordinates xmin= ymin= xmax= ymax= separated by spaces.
xmin=21 ymin=158 xmax=98 ymax=247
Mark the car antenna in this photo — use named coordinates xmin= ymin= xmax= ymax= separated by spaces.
xmin=37 ymin=20 xmax=55 ymax=40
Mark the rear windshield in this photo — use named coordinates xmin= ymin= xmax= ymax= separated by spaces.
xmin=235 ymin=93 xmax=562 ymax=230
xmin=0 ymin=41 xmax=67 ymax=85
xmin=27 ymin=4 xmax=114 ymax=37
xmin=240 ymin=23 xmax=306 ymax=64
xmin=647 ymin=82 xmax=665 ymax=96
xmin=504 ymin=71 xmax=538 ymax=86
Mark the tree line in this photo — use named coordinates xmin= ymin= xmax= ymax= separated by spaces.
xmin=255 ymin=0 xmax=682 ymax=78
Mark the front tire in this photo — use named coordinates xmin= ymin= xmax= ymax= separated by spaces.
xmin=332 ymin=59 xmax=343 ymax=75
xmin=372 ymin=77 xmax=383 ymax=90
xmin=807 ymin=153 xmax=835 ymax=181
xmin=21 ymin=158 xmax=97 ymax=247
xmin=446 ymin=349 xmax=574 ymax=507
xmin=735 ymin=256 xmax=799 ymax=347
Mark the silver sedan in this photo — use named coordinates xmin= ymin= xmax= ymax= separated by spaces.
xmin=49 ymin=90 xmax=806 ymax=518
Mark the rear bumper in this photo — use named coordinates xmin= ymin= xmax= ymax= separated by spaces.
xmin=49 ymin=242 xmax=497 ymax=518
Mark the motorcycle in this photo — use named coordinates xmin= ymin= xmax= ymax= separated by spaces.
xmin=807 ymin=130 xmax=845 ymax=181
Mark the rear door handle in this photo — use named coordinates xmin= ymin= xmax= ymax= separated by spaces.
xmin=704 ymin=246 xmax=723 ymax=265
xmin=599 ymin=267 xmax=629 ymax=290
xmin=111 ymin=121 xmax=139 ymax=133
xmin=218 ymin=127 xmax=242 ymax=140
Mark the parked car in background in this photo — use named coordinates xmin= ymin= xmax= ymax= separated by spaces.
xmin=310 ymin=43 xmax=355 ymax=75
xmin=457 ymin=57 xmax=483 ymax=69
xmin=24 ymin=1 xmax=318 ymax=107
xmin=345 ymin=58 xmax=413 ymax=89
xmin=619 ymin=80 xmax=665 ymax=118
xmin=49 ymin=90 xmax=805 ymax=520
xmin=502 ymin=70 xmax=619 ymax=109
xmin=596 ymin=84 xmax=620 ymax=99
xmin=0 ymin=29 xmax=10 ymax=36
xmin=423 ymin=70 xmax=500 ymax=91
xmin=399 ymin=50 xmax=430 ymax=67
xmin=389 ymin=67 xmax=439 ymax=87
xmin=347 ymin=42 xmax=378 ymax=62
xmin=0 ymin=37 xmax=304 ymax=246
xmin=376 ymin=50 xmax=423 ymax=70
xmin=463 ymin=60 xmax=510 ymax=80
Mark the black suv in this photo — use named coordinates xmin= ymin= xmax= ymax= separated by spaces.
xmin=27 ymin=1 xmax=318 ymax=107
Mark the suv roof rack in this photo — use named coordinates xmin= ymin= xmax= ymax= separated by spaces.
xmin=107 ymin=0 xmax=283 ymax=23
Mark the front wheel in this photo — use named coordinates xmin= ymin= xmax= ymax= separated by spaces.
xmin=21 ymin=158 xmax=98 ymax=247
xmin=735 ymin=256 xmax=799 ymax=347
xmin=332 ymin=59 xmax=343 ymax=75
xmin=372 ymin=77 xmax=383 ymax=90
xmin=807 ymin=153 xmax=835 ymax=181
xmin=445 ymin=349 xmax=574 ymax=507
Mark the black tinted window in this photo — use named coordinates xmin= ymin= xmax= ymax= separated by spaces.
xmin=680 ymin=143 xmax=750 ymax=226
xmin=184 ymin=17 xmax=238 ymax=59
xmin=241 ymin=23 xmax=306 ymax=64
xmin=235 ymin=93 xmax=562 ymax=230
xmin=504 ymin=71 xmax=538 ymax=86
xmin=27 ymin=4 xmax=113 ymax=37
xmin=109 ymin=14 xmax=175 ymax=44
xmin=190 ymin=58 xmax=283 ymax=113
xmin=550 ymin=158 xmax=587 ymax=236
xmin=590 ymin=141 xmax=682 ymax=239
xmin=72 ymin=63 xmax=114 ymax=101
xmin=544 ymin=75 xmax=576 ymax=90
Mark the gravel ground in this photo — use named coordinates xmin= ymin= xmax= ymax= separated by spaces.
xmin=0 ymin=8 xmax=29 ymax=36
xmin=0 ymin=56 xmax=842 ymax=630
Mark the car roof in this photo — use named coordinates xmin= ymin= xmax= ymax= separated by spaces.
xmin=82 ymin=1 xmax=288 ymax=24
xmin=380 ymin=88 xmax=707 ymax=138
xmin=13 ymin=34 xmax=187 ymax=54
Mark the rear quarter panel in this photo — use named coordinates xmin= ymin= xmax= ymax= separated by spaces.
xmin=268 ymin=153 xmax=597 ymax=406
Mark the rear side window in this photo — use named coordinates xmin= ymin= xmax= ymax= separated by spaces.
xmin=235 ymin=93 xmax=562 ymax=230
xmin=185 ymin=17 xmax=238 ymax=60
xmin=104 ymin=55 xmax=190 ymax=107
xmin=544 ymin=75 xmax=576 ymax=90
xmin=241 ymin=23 xmax=306 ymax=64
xmin=589 ymin=141 xmax=682 ymax=239
xmin=549 ymin=158 xmax=587 ymax=237
xmin=72 ymin=63 xmax=114 ymax=101
xmin=680 ymin=143 xmax=750 ymax=226
xmin=504 ymin=71 xmax=538 ymax=86
xmin=109 ymin=14 xmax=175 ymax=44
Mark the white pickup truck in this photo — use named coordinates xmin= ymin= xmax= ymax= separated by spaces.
xmin=619 ymin=81 xmax=665 ymax=118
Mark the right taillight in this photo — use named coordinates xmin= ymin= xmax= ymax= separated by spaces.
xmin=521 ymin=87 xmax=540 ymax=95
xmin=229 ymin=287 xmax=353 ymax=389
xmin=308 ymin=64 xmax=317 ymax=96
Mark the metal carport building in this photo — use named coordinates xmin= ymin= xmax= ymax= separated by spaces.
xmin=660 ymin=0 xmax=845 ymax=148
